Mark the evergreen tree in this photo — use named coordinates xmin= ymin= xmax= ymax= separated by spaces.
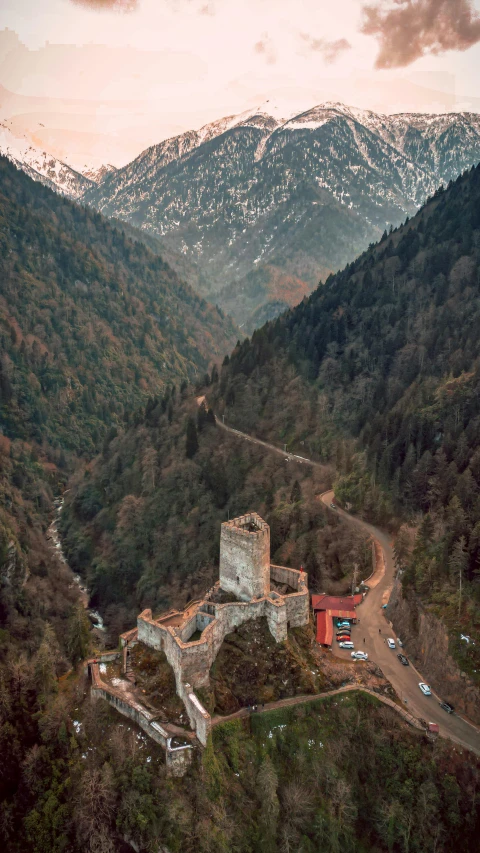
xmin=66 ymin=603 xmax=91 ymax=665
xmin=290 ymin=480 xmax=302 ymax=504
xmin=186 ymin=417 xmax=199 ymax=458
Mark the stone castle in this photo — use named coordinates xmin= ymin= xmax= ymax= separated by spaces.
xmin=123 ymin=512 xmax=309 ymax=745
xmin=89 ymin=512 xmax=309 ymax=766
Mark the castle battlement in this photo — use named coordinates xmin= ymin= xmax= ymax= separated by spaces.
xmin=113 ymin=513 xmax=309 ymax=749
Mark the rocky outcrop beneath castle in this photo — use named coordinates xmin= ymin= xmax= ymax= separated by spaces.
xmin=388 ymin=579 xmax=480 ymax=723
xmin=136 ymin=564 xmax=309 ymax=744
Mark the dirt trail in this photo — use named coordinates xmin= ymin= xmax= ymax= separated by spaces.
xmin=212 ymin=683 xmax=423 ymax=731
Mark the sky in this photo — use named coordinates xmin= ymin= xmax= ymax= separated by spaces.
xmin=1 ymin=0 xmax=480 ymax=168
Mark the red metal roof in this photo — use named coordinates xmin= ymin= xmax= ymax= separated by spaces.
xmin=316 ymin=610 xmax=333 ymax=646
xmin=326 ymin=608 xmax=357 ymax=619
xmin=312 ymin=594 xmax=361 ymax=613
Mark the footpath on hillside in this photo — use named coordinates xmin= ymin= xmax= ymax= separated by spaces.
xmin=211 ymin=683 xmax=423 ymax=731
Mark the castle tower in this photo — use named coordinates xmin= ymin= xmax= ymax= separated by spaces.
xmin=219 ymin=512 xmax=270 ymax=601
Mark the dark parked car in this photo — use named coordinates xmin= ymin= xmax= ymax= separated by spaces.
xmin=440 ymin=701 xmax=454 ymax=714
xmin=397 ymin=654 xmax=409 ymax=666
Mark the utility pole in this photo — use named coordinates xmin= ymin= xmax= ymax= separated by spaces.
xmin=459 ymin=565 xmax=462 ymax=618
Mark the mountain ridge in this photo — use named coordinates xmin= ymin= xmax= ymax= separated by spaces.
xmin=5 ymin=100 xmax=480 ymax=332
xmin=82 ymin=102 xmax=480 ymax=330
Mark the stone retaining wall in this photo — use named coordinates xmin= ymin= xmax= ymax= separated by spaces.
xmin=89 ymin=662 xmax=194 ymax=774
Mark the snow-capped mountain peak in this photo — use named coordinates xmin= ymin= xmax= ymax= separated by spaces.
xmin=0 ymin=125 xmax=94 ymax=198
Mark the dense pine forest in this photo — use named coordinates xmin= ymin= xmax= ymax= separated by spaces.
xmin=0 ymin=156 xmax=236 ymax=457
xmin=212 ymin=165 xmax=480 ymax=677
xmin=60 ymin=390 xmax=370 ymax=640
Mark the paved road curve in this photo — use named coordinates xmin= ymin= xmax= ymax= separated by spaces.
xmin=215 ymin=416 xmax=480 ymax=756
xmin=320 ymin=491 xmax=480 ymax=756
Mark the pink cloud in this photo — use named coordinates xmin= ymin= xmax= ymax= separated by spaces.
xmin=300 ymin=33 xmax=351 ymax=63
xmin=70 ymin=0 xmax=138 ymax=10
xmin=254 ymin=32 xmax=277 ymax=65
xmin=361 ymin=0 xmax=480 ymax=68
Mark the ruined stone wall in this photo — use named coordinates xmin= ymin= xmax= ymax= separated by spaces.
xmin=284 ymin=591 xmax=310 ymax=627
xmin=178 ymin=610 xmax=214 ymax=643
xmin=180 ymin=683 xmax=211 ymax=746
xmin=137 ymin=609 xmax=167 ymax=651
xmin=166 ymin=740 xmax=194 ymax=777
xmin=138 ymin=609 xmax=212 ymax=691
xmin=90 ymin=663 xmax=169 ymax=748
xmin=139 ymin=585 xmax=308 ymax=700
xmin=265 ymin=596 xmax=288 ymax=641
xmin=90 ymin=663 xmax=194 ymax=772
xmin=219 ymin=513 xmax=270 ymax=601
xmin=178 ymin=612 xmax=199 ymax=643
xmin=270 ymin=565 xmax=309 ymax=628
xmin=270 ymin=564 xmax=303 ymax=589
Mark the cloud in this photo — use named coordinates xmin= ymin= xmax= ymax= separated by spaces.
xmin=254 ymin=33 xmax=277 ymax=65
xmin=300 ymin=33 xmax=351 ymax=63
xmin=70 ymin=0 xmax=138 ymax=10
xmin=361 ymin=0 xmax=480 ymax=68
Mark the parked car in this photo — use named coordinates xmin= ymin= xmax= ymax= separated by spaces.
xmin=397 ymin=654 xmax=409 ymax=666
xmin=397 ymin=639 xmax=403 ymax=647
xmin=419 ymin=682 xmax=432 ymax=696
xmin=387 ymin=638 xmax=396 ymax=649
xmin=439 ymin=701 xmax=454 ymax=714
xmin=330 ymin=503 xmax=337 ymax=509
xmin=337 ymin=621 xmax=350 ymax=629
xmin=336 ymin=627 xmax=351 ymax=634
xmin=351 ymin=651 xmax=368 ymax=660
xmin=339 ymin=641 xmax=354 ymax=649
xmin=336 ymin=635 xmax=351 ymax=643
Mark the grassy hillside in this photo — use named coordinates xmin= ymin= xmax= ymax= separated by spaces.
xmin=0 ymin=156 xmax=236 ymax=457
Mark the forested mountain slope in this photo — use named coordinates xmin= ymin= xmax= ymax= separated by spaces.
xmin=83 ymin=103 xmax=480 ymax=330
xmin=0 ymin=157 xmax=236 ymax=457
xmin=60 ymin=389 xmax=370 ymax=639
xmin=215 ymin=164 xmax=480 ymax=676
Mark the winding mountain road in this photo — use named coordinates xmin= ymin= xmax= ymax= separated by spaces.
xmin=215 ymin=416 xmax=480 ymax=756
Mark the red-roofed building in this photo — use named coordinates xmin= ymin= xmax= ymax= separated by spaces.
xmin=312 ymin=593 xmax=362 ymax=646
xmin=311 ymin=594 xmax=361 ymax=614
xmin=316 ymin=610 xmax=333 ymax=647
